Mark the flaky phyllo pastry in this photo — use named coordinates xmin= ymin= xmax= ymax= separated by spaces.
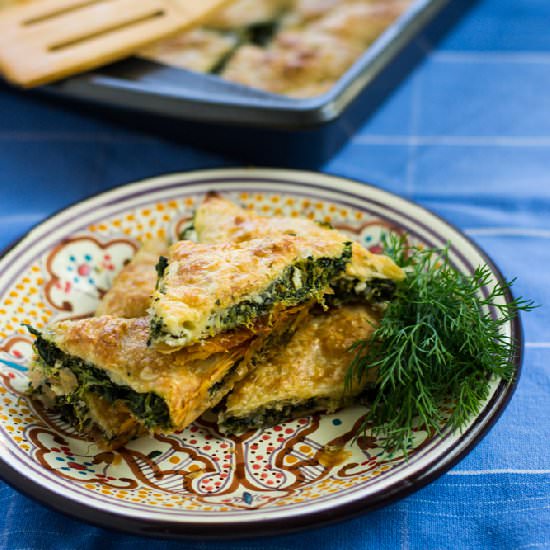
xmin=187 ymin=195 xmax=404 ymax=432
xmin=191 ymin=193 xmax=403 ymax=303
xmin=95 ymin=238 xmax=168 ymax=318
xmin=28 ymin=194 xmax=404 ymax=448
xmin=29 ymin=238 xmax=303 ymax=447
xmin=28 ymin=309 xmax=303 ymax=447
xmin=218 ymin=304 xmax=380 ymax=434
xmin=148 ymin=235 xmax=354 ymax=351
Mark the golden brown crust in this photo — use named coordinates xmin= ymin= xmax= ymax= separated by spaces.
xmin=195 ymin=192 xmax=337 ymax=244
xmin=95 ymin=239 xmax=168 ymax=318
xmin=150 ymin=234 xmax=348 ymax=348
xmin=221 ymin=304 xmax=379 ymax=420
xmin=194 ymin=194 xmax=404 ymax=283
xmin=45 ymin=316 xmax=252 ymax=429
xmin=42 ymin=307 xmax=303 ymax=434
xmin=47 ymin=317 xmax=248 ymax=389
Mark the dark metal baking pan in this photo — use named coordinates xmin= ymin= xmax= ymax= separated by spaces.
xmin=46 ymin=0 xmax=450 ymax=130
xmin=6 ymin=0 xmax=475 ymax=167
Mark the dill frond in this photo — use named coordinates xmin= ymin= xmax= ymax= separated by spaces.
xmin=348 ymin=234 xmax=536 ymax=455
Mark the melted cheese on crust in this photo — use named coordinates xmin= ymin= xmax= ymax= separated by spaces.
xmin=150 ymin=234 xmax=349 ymax=349
xmin=194 ymin=194 xmax=404 ymax=283
xmin=95 ymin=239 xmax=168 ymax=318
xmin=220 ymin=304 xmax=379 ymax=421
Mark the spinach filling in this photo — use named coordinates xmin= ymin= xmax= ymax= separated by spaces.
xmin=221 ymin=384 xmax=377 ymax=434
xmin=54 ymin=394 xmax=93 ymax=433
xmin=209 ymin=32 xmax=244 ymax=74
xmin=207 ymin=12 xmax=285 ymax=73
xmin=220 ymin=397 xmax=346 ymax=434
xmin=215 ymin=249 xmax=352 ymax=332
xmin=221 ymin=398 xmax=322 ymax=434
xmin=148 ymin=316 xmax=166 ymax=346
xmin=329 ymin=277 xmax=397 ymax=306
xmin=30 ymin=328 xmax=171 ymax=429
xmin=152 ymin=242 xmax=353 ymax=343
xmin=245 ymin=20 xmax=279 ymax=47
xmin=178 ymin=221 xmax=197 ymax=242
xmin=155 ymin=256 xmax=169 ymax=288
xmin=48 ymin=394 xmax=139 ymax=443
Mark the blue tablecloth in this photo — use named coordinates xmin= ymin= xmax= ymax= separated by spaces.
xmin=1 ymin=0 xmax=549 ymax=548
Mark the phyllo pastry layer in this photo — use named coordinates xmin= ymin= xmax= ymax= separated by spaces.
xmin=95 ymin=239 xmax=168 ymax=318
xmin=28 ymin=316 xmax=261 ymax=445
xmin=218 ymin=304 xmax=379 ymax=434
xmin=149 ymin=235 xmax=353 ymax=351
xmin=192 ymin=194 xmax=404 ymax=305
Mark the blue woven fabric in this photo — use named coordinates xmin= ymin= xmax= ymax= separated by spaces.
xmin=0 ymin=0 xmax=549 ymax=547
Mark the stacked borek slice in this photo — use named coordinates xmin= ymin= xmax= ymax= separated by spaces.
xmin=28 ymin=195 xmax=403 ymax=448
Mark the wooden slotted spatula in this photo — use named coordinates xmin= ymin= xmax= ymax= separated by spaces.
xmin=0 ymin=0 xmax=233 ymax=87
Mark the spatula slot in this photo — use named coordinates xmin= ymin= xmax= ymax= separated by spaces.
xmin=23 ymin=0 xmax=108 ymax=27
xmin=48 ymin=9 xmax=165 ymax=52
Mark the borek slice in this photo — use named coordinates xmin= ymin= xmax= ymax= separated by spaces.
xmin=28 ymin=316 xmax=260 ymax=446
xmin=149 ymin=234 xmax=352 ymax=351
xmin=219 ymin=304 xmax=379 ymax=433
xmin=193 ymin=194 xmax=404 ymax=305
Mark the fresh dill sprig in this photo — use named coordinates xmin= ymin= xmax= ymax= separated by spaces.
xmin=347 ymin=233 xmax=536 ymax=455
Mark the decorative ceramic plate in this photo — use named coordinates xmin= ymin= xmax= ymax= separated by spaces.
xmin=0 ymin=169 xmax=521 ymax=539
